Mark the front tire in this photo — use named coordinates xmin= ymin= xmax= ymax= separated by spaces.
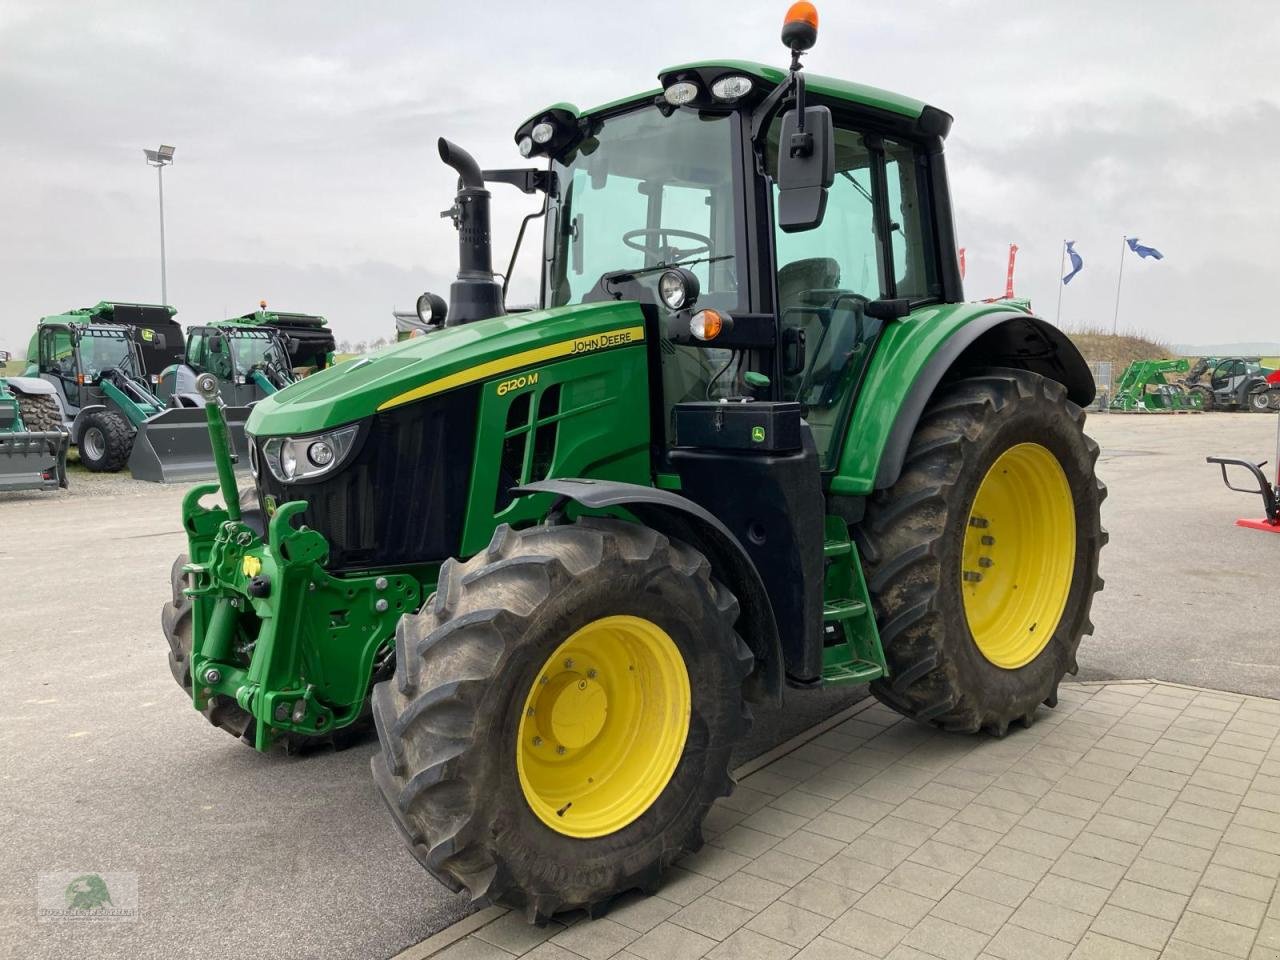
xmin=372 ymin=517 xmax=753 ymax=920
xmin=1249 ymin=389 xmax=1272 ymax=413
xmin=855 ymin=369 xmax=1106 ymax=735
xmin=79 ymin=410 xmax=132 ymax=471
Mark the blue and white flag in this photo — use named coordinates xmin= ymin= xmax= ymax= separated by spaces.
xmin=1126 ymin=237 xmax=1164 ymax=260
xmin=1062 ymin=241 xmax=1084 ymax=284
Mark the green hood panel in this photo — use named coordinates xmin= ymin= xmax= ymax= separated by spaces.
xmin=246 ymin=301 xmax=648 ymax=437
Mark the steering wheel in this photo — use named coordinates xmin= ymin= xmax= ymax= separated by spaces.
xmin=622 ymin=228 xmax=713 ymax=262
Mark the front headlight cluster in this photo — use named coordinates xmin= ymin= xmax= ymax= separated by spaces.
xmin=254 ymin=424 xmax=359 ymax=483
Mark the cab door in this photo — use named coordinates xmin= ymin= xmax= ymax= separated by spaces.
xmin=771 ymin=120 xmax=939 ymax=468
xmin=39 ymin=325 xmax=80 ymax=413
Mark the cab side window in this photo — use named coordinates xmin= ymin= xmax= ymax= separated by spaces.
xmin=770 ymin=119 xmax=937 ymax=467
xmin=185 ymin=331 xmax=207 ymax=371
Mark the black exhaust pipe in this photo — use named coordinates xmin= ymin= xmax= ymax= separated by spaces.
xmin=438 ymin=138 xmax=504 ymax=324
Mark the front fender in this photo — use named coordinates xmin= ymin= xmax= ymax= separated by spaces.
xmin=831 ymin=304 xmax=1093 ymax=495
xmin=514 ymin=478 xmax=784 ymax=705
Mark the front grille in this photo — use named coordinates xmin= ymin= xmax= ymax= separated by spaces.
xmin=255 ymin=386 xmax=479 ymax=571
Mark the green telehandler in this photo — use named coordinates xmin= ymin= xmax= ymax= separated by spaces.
xmin=0 ymin=350 xmax=69 ymax=491
xmin=163 ymin=5 xmax=1105 ymax=920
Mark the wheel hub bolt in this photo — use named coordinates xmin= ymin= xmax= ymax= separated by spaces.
xmin=556 ymin=746 xmax=567 ymax=755
xmin=981 ymin=535 xmax=995 ymax=545
xmin=375 ymin=577 xmax=388 ymax=591
xmin=978 ymin=557 xmax=994 ymax=568
xmin=204 ymin=668 xmax=222 ymax=684
xmin=586 ymin=669 xmax=597 ymax=679
xmin=527 ymin=707 xmax=536 ymax=717
xmin=564 ymin=659 xmax=574 ymax=669
xmin=375 ymin=599 xmax=389 ymax=612
xmin=963 ymin=571 xmax=983 ymax=583
xmin=532 ymin=736 xmax=543 ymax=746
xmin=969 ymin=516 xmax=989 ymax=529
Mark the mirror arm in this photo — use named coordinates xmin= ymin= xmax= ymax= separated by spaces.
xmin=749 ymin=72 xmax=798 ymax=175
xmin=481 ymin=168 xmax=558 ymax=197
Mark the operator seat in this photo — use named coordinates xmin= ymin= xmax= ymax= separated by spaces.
xmin=777 ymin=257 xmax=842 ymax=397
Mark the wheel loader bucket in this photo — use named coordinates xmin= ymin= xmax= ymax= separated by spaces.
xmin=0 ymin=429 xmax=69 ymax=491
xmin=128 ymin=405 xmax=252 ymax=483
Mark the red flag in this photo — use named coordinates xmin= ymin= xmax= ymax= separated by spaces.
xmin=958 ymin=247 xmax=966 ymax=279
xmin=1004 ymin=244 xmax=1019 ymax=299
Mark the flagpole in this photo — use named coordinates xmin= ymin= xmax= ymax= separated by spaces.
xmin=1112 ymin=236 xmax=1127 ymax=336
xmin=1054 ymin=240 xmax=1066 ymax=327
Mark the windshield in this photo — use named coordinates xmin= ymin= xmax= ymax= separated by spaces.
xmin=231 ymin=331 xmax=286 ymax=375
xmin=545 ymin=106 xmax=742 ymax=309
xmin=80 ymin=330 xmax=134 ymax=376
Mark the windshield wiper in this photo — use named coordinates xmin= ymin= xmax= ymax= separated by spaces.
xmin=602 ymin=254 xmax=733 ymax=285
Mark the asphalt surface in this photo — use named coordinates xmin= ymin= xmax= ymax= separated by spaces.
xmin=0 ymin=410 xmax=1276 ymax=959
xmin=1077 ymin=411 xmax=1280 ymax=695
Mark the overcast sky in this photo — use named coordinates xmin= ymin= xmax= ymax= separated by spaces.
xmin=2 ymin=0 xmax=1277 ymax=354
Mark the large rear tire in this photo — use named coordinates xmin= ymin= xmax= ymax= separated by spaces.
xmin=1249 ymin=389 xmax=1271 ymax=413
xmin=16 ymin=393 xmax=62 ymax=432
xmin=855 ymin=369 xmax=1106 ymax=735
xmin=1188 ymin=384 xmax=1213 ymax=411
xmin=79 ymin=410 xmax=132 ymax=472
xmin=372 ymin=517 xmax=753 ymax=920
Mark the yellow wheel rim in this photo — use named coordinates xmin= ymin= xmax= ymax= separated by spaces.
xmin=516 ymin=615 xmax=691 ymax=838
xmin=962 ymin=442 xmax=1076 ymax=669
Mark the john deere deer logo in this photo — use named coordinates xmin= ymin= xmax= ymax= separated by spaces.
xmin=64 ymin=875 xmax=112 ymax=911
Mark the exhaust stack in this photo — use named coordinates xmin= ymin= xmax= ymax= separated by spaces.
xmin=438 ymin=138 xmax=504 ymax=324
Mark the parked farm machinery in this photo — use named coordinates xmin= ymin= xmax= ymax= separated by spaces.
xmin=1111 ymin=358 xmax=1202 ymax=412
xmin=0 ymin=350 xmax=68 ymax=492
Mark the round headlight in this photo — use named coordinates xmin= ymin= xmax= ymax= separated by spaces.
xmin=658 ymin=269 xmax=699 ymax=311
xmin=663 ymin=81 xmax=699 ymax=106
xmin=308 ymin=440 xmax=334 ymax=467
xmin=517 ymin=136 xmax=534 ymax=158
xmin=531 ymin=121 xmax=555 ymax=144
xmin=711 ymin=75 xmax=753 ymax=102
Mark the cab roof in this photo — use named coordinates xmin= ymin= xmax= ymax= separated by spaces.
xmin=521 ymin=58 xmax=928 ymax=131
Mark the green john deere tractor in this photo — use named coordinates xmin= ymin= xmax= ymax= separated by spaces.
xmin=0 ymin=350 xmax=69 ymax=491
xmin=164 ymin=8 xmax=1106 ymax=920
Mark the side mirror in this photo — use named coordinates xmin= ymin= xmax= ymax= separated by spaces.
xmin=0 ymin=350 xmax=10 ymax=364
xmin=286 ymin=336 xmax=302 ymax=354
xmin=152 ymin=332 xmax=167 ymax=350
xmin=776 ymin=105 xmax=834 ymax=233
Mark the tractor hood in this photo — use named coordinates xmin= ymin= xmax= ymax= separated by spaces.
xmin=247 ymin=300 xmax=647 ymax=437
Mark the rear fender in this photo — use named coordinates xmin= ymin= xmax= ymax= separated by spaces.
xmin=831 ymin=306 xmax=1094 ymax=494
xmin=514 ymin=478 xmax=784 ymax=704
xmin=3 ymin=376 xmax=58 ymax=399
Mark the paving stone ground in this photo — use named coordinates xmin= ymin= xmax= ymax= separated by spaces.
xmin=420 ymin=681 xmax=1280 ymax=960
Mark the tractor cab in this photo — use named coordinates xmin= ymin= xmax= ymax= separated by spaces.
xmin=35 ymin=321 xmax=159 ymax=420
xmin=159 ymin=323 xmax=295 ymax=407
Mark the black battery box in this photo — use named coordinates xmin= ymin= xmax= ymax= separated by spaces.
xmin=672 ymin=400 xmax=802 ymax=452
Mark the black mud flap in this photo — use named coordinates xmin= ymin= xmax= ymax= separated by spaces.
xmin=129 ymin=406 xmax=251 ymax=483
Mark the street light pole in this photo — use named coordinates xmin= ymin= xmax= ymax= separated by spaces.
xmin=143 ymin=145 xmax=176 ymax=305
